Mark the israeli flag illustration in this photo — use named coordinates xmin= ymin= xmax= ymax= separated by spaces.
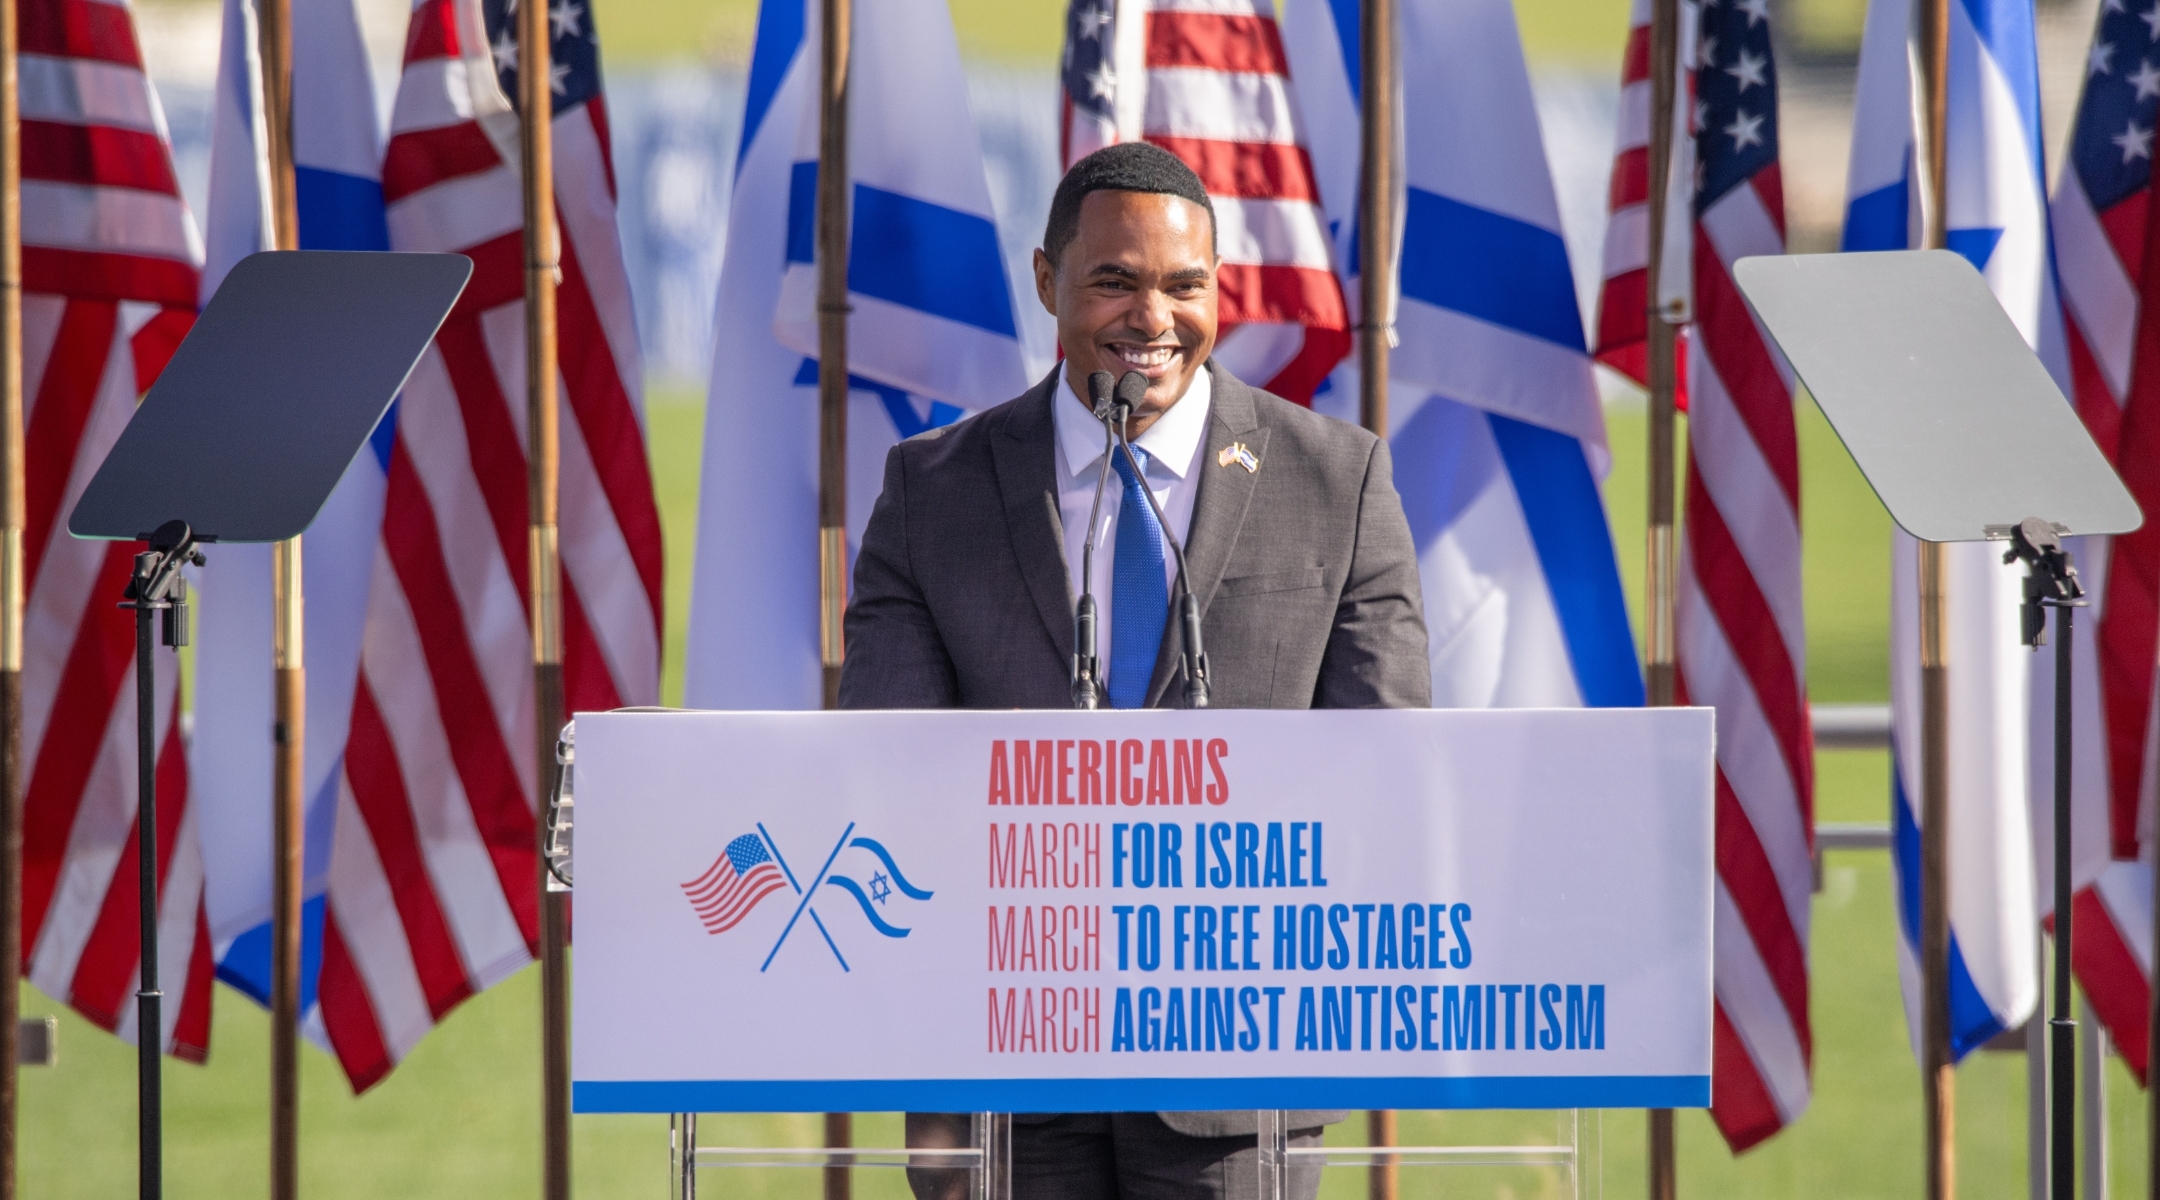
xmin=823 ymin=836 xmax=934 ymax=939
xmin=1845 ymin=0 xmax=2051 ymax=1060
xmin=1281 ymin=0 xmax=1642 ymax=708
xmin=191 ymin=0 xmax=392 ymax=1040
xmin=683 ymin=0 xmax=1027 ymax=709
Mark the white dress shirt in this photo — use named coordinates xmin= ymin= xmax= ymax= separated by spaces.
xmin=1051 ymin=363 xmax=1212 ymax=692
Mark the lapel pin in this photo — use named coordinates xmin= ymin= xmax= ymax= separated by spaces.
xmin=1218 ymin=442 xmax=1259 ymax=473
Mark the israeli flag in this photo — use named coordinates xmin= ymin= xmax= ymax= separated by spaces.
xmin=191 ymin=0 xmax=391 ymax=1039
xmin=1281 ymin=0 xmax=1642 ymax=708
xmin=1845 ymin=0 xmax=2052 ymax=1060
xmin=683 ymin=0 xmax=1027 ymax=709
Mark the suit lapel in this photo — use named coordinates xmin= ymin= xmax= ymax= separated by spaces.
xmin=990 ymin=371 xmax=1076 ymax=663
xmin=1147 ymin=363 xmax=1269 ymax=706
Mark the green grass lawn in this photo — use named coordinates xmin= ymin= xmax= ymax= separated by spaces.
xmin=593 ymin=0 xmax=1639 ymax=71
xmin=588 ymin=0 xmax=1875 ymax=74
xmin=20 ymin=383 xmax=2151 ymax=1197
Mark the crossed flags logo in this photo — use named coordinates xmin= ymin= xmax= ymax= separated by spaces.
xmin=680 ymin=822 xmax=934 ymax=972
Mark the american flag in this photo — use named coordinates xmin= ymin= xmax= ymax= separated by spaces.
xmin=681 ymin=834 xmax=788 ymax=935
xmin=18 ymin=0 xmax=214 ymax=1060
xmin=2041 ymin=0 xmax=2160 ymax=1081
xmin=1058 ymin=0 xmax=1350 ymax=404
xmin=316 ymin=0 xmax=660 ymax=1090
xmin=1596 ymin=0 xmax=1814 ymax=1150
xmin=1593 ymin=0 xmax=1695 ymax=390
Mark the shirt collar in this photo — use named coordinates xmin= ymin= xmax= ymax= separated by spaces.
xmin=1053 ymin=362 xmax=1213 ymax=481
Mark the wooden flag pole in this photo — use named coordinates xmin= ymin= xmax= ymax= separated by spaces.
xmin=515 ymin=0 xmax=571 ymax=1195
xmin=253 ymin=0 xmax=302 ymax=1191
xmin=1913 ymin=0 xmax=1952 ymax=1191
xmin=1355 ymin=1 xmax=1396 ymax=1193
xmin=2137 ymin=77 xmax=2160 ymax=1200
xmin=816 ymin=0 xmax=852 ymax=1190
xmin=0 ymin=0 xmax=21 ymax=1185
xmin=1356 ymin=0 xmax=1392 ymax=439
xmin=817 ymin=0 xmax=850 ymax=715
xmin=1642 ymin=0 xmax=1682 ymax=1190
xmin=2149 ymin=796 xmax=2159 ymax=1200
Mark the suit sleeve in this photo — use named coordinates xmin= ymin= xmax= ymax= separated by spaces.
xmin=837 ymin=443 xmax=960 ymax=709
xmin=1316 ymin=436 xmax=1432 ymax=709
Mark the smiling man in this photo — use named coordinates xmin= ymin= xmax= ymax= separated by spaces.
xmin=842 ymin=142 xmax=1427 ymax=1198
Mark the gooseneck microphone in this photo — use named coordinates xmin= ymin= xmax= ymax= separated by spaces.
xmin=1110 ymin=369 xmax=1211 ymax=708
xmin=1071 ymin=370 xmax=1120 ymax=709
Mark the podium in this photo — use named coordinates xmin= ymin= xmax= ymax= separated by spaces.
xmin=565 ymin=708 xmax=1713 ymax=1198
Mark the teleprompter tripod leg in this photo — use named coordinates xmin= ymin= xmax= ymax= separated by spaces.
xmin=2049 ymin=603 xmax=2076 ymax=1200
xmin=132 ymin=581 xmax=160 ymax=1200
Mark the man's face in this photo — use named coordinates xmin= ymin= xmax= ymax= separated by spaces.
xmin=1033 ymin=190 xmax=1217 ymax=431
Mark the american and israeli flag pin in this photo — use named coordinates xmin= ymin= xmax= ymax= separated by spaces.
xmin=1218 ymin=442 xmax=1259 ymax=473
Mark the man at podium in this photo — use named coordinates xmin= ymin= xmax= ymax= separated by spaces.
xmin=841 ymin=143 xmax=1428 ymax=1198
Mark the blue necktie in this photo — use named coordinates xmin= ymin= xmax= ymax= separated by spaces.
xmin=1108 ymin=447 xmax=1169 ymax=709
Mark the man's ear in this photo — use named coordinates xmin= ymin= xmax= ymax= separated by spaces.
xmin=1032 ymin=248 xmax=1058 ymax=315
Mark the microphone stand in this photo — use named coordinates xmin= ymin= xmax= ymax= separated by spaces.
xmin=1110 ymin=372 xmax=1210 ymax=708
xmin=1071 ymin=371 xmax=1119 ymax=710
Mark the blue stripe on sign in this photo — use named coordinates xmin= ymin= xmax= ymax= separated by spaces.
xmin=783 ymin=171 xmax=1017 ymax=337
xmin=215 ymin=893 xmax=327 ymax=1013
xmin=575 ymin=1074 xmax=1711 ymax=1114
xmin=1840 ymin=176 xmax=1910 ymax=252
xmin=791 ymin=358 xmax=963 ymax=439
xmin=1400 ymin=189 xmax=1585 ymax=352
xmin=849 ymin=184 xmax=1018 ymax=337
xmin=295 ymin=167 xmax=388 ymax=251
xmin=1488 ymin=413 xmax=1645 ymax=708
xmin=738 ymin=0 xmax=805 ymax=175
xmin=1890 ymin=741 xmax=2013 ymax=1062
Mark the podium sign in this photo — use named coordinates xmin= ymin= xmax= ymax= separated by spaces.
xmin=570 ymin=709 xmax=1715 ymax=1114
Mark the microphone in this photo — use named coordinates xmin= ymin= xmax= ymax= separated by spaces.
xmin=1071 ymin=370 xmax=1119 ymax=709
xmin=1110 ymin=370 xmax=1211 ymax=708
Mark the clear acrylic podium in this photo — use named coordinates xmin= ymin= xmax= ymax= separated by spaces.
xmin=664 ymin=1108 xmax=1599 ymax=1198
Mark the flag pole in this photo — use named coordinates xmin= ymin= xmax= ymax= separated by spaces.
xmin=515 ymin=0 xmax=571 ymax=1194
xmin=1355 ymin=1 xmax=1396 ymax=1191
xmin=817 ymin=0 xmax=850 ymax=712
xmin=1642 ymin=0 xmax=1682 ymax=1189
xmin=253 ymin=0 xmax=303 ymax=1191
xmin=2149 ymin=801 xmax=2159 ymax=1200
xmin=2138 ymin=90 xmax=2160 ymax=1200
xmin=1913 ymin=0 xmax=1953 ymax=1191
xmin=0 ymin=0 xmax=22 ymax=1184
xmin=1356 ymin=0 xmax=1392 ymax=439
xmin=817 ymin=0 xmax=853 ymax=1189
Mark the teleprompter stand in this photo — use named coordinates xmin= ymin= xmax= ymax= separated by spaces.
xmin=68 ymin=250 xmax=470 ymax=1200
xmin=1735 ymin=249 xmax=2142 ymax=1200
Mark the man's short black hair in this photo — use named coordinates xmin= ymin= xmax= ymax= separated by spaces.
xmin=1042 ymin=142 xmax=1217 ymax=267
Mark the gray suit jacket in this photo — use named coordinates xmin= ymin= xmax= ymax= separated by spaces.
xmin=840 ymin=364 xmax=1431 ymax=1136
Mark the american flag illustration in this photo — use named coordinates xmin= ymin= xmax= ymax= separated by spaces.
xmin=1594 ymin=0 xmax=1813 ymax=1150
xmin=315 ymin=0 xmax=661 ymax=1091
xmin=1058 ymin=0 xmax=1350 ymax=404
xmin=683 ymin=835 xmax=789 ymax=935
xmin=19 ymin=0 xmax=214 ymax=1061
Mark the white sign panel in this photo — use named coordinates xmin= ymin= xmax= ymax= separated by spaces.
xmin=571 ymin=709 xmax=1715 ymax=1113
